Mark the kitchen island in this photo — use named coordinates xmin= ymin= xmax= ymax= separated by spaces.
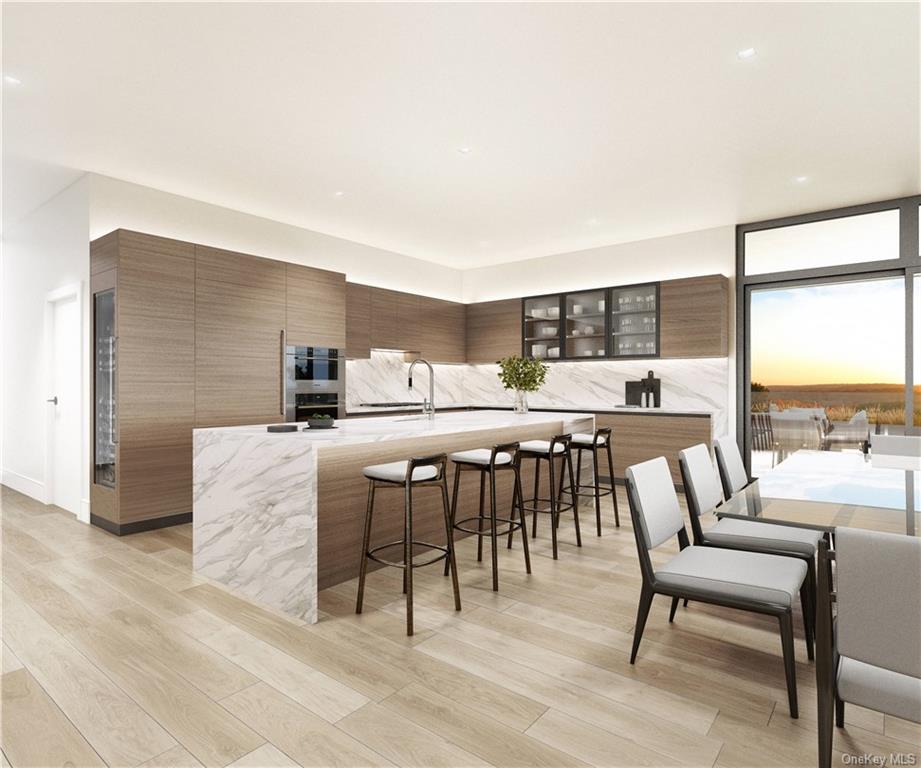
xmin=193 ymin=409 xmax=593 ymax=623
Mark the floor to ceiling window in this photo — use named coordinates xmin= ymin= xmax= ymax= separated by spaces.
xmin=737 ymin=197 xmax=921 ymax=473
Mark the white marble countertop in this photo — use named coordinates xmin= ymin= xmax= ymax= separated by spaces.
xmin=346 ymin=402 xmax=715 ymax=417
xmin=194 ymin=409 xmax=596 ymax=446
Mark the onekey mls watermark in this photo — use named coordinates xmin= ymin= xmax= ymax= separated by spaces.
xmin=842 ymin=754 xmax=917 ymax=767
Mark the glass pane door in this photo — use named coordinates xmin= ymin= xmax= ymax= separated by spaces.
xmin=748 ymin=276 xmax=905 ymax=475
xmin=564 ymin=290 xmax=606 ymax=358
xmin=94 ymin=289 xmax=117 ymax=487
xmin=611 ymin=283 xmax=657 ymax=357
xmin=523 ymin=295 xmax=561 ymax=360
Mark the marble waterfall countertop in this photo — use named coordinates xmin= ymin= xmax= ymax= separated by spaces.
xmin=193 ymin=409 xmax=594 ymax=624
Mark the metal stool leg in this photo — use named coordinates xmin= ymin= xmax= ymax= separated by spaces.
xmin=548 ymin=455 xmax=559 ymax=559
xmin=531 ymin=456 xmax=540 ymax=538
xmin=507 ymin=476 xmax=517 ymax=550
xmin=515 ymin=465 xmax=532 ymax=574
xmin=575 ymin=448 xmax=583 ymax=494
xmin=592 ymin=447 xmax=602 ymax=536
xmin=445 ymin=464 xmax=462 ymax=577
xmin=488 ymin=467 xmax=499 ymax=591
xmin=476 ymin=471 xmax=486 ymax=562
xmin=440 ymin=475 xmax=461 ymax=611
xmin=607 ymin=442 xmax=620 ymax=527
xmin=355 ymin=480 xmax=376 ymax=614
xmin=404 ymin=480 xmax=414 ymax=636
xmin=566 ymin=448 xmax=582 ymax=547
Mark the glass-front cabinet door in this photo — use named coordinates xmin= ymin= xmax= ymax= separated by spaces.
xmin=564 ymin=289 xmax=607 ymax=359
xmin=611 ymin=283 xmax=658 ymax=358
xmin=94 ymin=289 xmax=117 ymax=488
xmin=523 ymin=295 xmax=562 ymax=360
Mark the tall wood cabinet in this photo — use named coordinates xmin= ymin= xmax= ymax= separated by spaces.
xmin=90 ymin=229 xmax=348 ymax=534
xmin=465 ymin=298 xmax=522 ymax=363
xmin=90 ymin=231 xmax=196 ymax=533
xmin=659 ymin=275 xmax=729 ymax=358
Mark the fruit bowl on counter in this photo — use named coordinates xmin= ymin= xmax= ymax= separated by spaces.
xmin=306 ymin=413 xmax=336 ymax=429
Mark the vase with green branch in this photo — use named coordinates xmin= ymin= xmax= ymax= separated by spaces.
xmin=497 ymin=355 xmax=549 ymax=414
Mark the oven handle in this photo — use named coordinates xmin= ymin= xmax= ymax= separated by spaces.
xmin=280 ymin=329 xmax=286 ymax=416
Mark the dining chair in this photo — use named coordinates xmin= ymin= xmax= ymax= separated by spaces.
xmin=714 ymin=434 xmax=751 ymax=498
xmin=816 ymin=529 xmax=921 ymax=768
xmin=678 ymin=442 xmax=820 ymax=653
xmin=625 ymin=456 xmax=811 ymax=717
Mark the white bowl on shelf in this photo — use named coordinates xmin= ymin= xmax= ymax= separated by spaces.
xmin=572 ymin=305 xmax=583 ymax=315
xmin=548 ymin=347 xmax=560 ymax=358
xmin=532 ymin=344 xmax=548 ymax=357
xmin=547 ymin=306 xmax=560 ymax=319
xmin=541 ymin=326 xmax=556 ymax=336
xmin=582 ymin=350 xmax=593 ymax=357
xmin=571 ymin=329 xmax=581 ymax=336
xmin=582 ymin=325 xmax=594 ymax=335
xmin=531 ymin=308 xmax=547 ymax=319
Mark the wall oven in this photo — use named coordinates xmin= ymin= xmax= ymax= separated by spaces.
xmin=285 ymin=346 xmax=345 ymax=422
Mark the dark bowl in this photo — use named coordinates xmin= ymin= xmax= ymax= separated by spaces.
xmin=307 ymin=418 xmax=336 ymax=429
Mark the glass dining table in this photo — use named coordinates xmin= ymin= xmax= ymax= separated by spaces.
xmin=714 ymin=449 xmax=920 ymax=537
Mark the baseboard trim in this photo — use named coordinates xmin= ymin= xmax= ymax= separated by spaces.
xmin=90 ymin=512 xmax=192 ymax=536
xmin=1 ymin=469 xmax=47 ymax=504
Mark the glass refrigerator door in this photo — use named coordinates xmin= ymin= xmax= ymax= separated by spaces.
xmin=94 ymin=289 xmax=116 ymax=487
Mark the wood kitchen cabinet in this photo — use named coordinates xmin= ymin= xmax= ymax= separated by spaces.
xmin=194 ymin=245 xmax=287 ymax=427
xmin=345 ymin=282 xmax=371 ymax=358
xmin=659 ymin=275 xmax=729 ymax=358
xmin=286 ymin=264 xmax=346 ymax=349
xmin=417 ymin=295 xmax=466 ymax=363
xmin=465 ymin=298 xmax=522 ymax=363
xmin=369 ymin=287 xmax=401 ymax=350
xmin=90 ymin=230 xmax=196 ymax=533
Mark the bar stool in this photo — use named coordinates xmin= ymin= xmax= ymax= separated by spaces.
xmin=355 ymin=454 xmax=461 ymax=636
xmin=567 ymin=427 xmax=620 ymax=535
xmin=444 ymin=442 xmax=531 ymax=592
xmin=518 ymin=434 xmax=581 ymax=559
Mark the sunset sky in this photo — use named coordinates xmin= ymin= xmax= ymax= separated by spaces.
xmin=750 ymin=278 xmax=906 ymax=386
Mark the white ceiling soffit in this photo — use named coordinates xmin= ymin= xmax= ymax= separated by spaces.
xmin=2 ymin=2 xmax=919 ymax=267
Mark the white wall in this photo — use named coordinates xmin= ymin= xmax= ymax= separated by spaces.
xmin=89 ymin=175 xmax=464 ymax=301
xmin=1 ymin=176 xmax=91 ymax=513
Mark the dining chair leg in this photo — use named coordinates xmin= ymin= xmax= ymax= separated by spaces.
xmin=817 ymin=676 xmax=835 ymax=768
xmin=548 ymin=456 xmax=559 ymax=560
xmin=800 ymin=582 xmax=815 ymax=661
xmin=514 ymin=467 xmax=531 ymax=574
xmin=592 ymin=448 xmax=602 ymax=536
xmin=445 ymin=465 xmax=462 ymax=577
xmin=476 ymin=471 xmax=486 ymax=562
xmin=439 ymin=478 xmax=462 ymax=612
xmin=835 ymin=695 xmax=845 ymax=728
xmin=355 ymin=480 xmax=376 ymax=614
xmin=531 ymin=458 xmax=540 ymax=538
xmin=779 ymin=611 xmax=799 ymax=718
xmin=488 ymin=467 xmax=499 ymax=592
xmin=605 ymin=443 xmax=619 ymax=527
xmin=630 ymin=585 xmax=654 ymax=664
xmin=566 ymin=450 xmax=582 ymax=547
xmin=668 ymin=596 xmax=679 ymax=623
xmin=404 ymin=481 xmax=415 ymax=636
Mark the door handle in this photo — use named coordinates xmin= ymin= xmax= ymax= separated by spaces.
xmin=47 ymin=396 xmax=58 ymax=405
xmin=280 ymin=329 xmax=286 ymax=416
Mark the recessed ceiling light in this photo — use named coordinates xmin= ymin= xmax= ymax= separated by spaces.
xmin=737 ymin=48 xmax=756 ymax=60
xmin=333 ymin=190 xmax=345 ymax=197
xmin=457 ymin=146 xmax=472 ymax=155
xmin=3 ymin=74 xmax=22 ymax=86
xmin=793 ymin=175 xmax=809 ymax=184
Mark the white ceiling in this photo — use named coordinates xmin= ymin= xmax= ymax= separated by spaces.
xmin=3 ymin=2 xmax=919 ymax=268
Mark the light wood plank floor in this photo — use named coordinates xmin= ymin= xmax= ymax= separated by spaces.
xmin=2 ymin=485 xmax=919 ymax=768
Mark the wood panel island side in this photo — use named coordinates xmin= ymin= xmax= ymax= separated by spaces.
xmin=192 ymin=410 xmax=593 ymax=623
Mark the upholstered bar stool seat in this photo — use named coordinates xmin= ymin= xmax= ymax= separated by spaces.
xmin=362 ymin=461 xmax=438 ymax=483
xmin=519 ymin=434 xmax=581 ymax=559
xmin=571 ymin=433 xmax=607 ymax=446
xmin=448 ymin=449 xmax=512 ymax=466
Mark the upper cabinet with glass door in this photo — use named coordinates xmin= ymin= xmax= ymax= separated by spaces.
xmin=564 ymin=289 xmax=607 ymax=359
xmin=611 ymin=283 xmax=659 ymax=358
xmin=523 ymin=295 xmax=562 ymax=360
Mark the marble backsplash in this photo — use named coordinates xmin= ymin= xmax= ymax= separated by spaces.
xmin=347 ymin=351 xmax=729 ymax=436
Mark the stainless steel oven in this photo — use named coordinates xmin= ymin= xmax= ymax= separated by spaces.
xmin=285 ymin=346 xmax=345 ymax=422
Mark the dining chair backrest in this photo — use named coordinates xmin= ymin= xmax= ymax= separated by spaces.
xmin=679 ymin=443 xmax=723 ymax=517
xmin=714 ymin=435 xmax=749 ymax=497
xmin=872 ymin=434 xmax=921 ymax=458
xmin=625 ymin=457 xmax=684 ymax=553
xmin=836 ymin=528 xmax=921 ymax=679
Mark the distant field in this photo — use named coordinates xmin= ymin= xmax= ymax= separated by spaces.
xmin=751 ymin=383 xmax=910 ymax=424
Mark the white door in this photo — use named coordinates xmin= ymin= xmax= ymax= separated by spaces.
xmin=49 ymin=294 xmax=81 ymax=514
